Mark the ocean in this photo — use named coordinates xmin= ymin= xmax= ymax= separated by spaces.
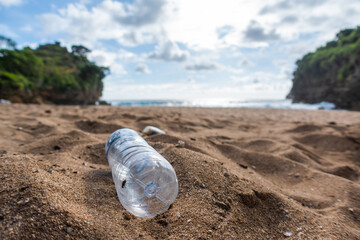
xmin=107 ymin=99 xmax=337 ymax=110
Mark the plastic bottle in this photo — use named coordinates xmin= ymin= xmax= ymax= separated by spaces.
xmin=105 ymin=128 xmax=178 ymax=217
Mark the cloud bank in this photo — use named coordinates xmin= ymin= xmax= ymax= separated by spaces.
xmin=0 ymin=0 xmax=22 ymax=7
xmin=135 ymin=64 xmax=151 ymax=74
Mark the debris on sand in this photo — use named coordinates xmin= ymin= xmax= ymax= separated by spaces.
xmin=142 ymin=126 xmax=166 ymax=135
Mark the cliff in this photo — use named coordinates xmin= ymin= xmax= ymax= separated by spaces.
xmin=0 ymin=41 xmax=108 ymax=104
xmin=288 ymin=27 xmax=360 ymax=110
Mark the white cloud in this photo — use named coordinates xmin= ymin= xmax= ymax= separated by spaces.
xmin=88 ymin=49 xmax=128 ymax=75
xmin=89 ymin=48 xmax=138 ymax=65
xmin=17 ymin=42 xmax=38 ymax=49
xmin=38 ymin=0 xmax=168 ymax=48
xmin=135 ymin=64 xmax=151 ymax=74
xmin=163 ymin=0 xmax=260 ymax=49
xmin=273 ymin=59 xmax=288 ymax=67
xmin=231 ymin=75 xmax=252 ymax=84
xmin=20 ymin=25 xmax=32 ymax=32
xmin=187 ymin=77 xmax=196 ymax=84
xmin=223 ymin=66 xmax=243 ymax=74
xmin=0 ymin=24 xmax=17 ymax=38
xmin=0 ymin=0 xmax=22 ymax=7
xmin=243 ymin=20 xmax=280 ymax=42
xmin=36 ymin=0 xmax=360 ymax=55
xmin=231 ymin=71 xmax=289 ymax=85
xmin=185 ymin=61 xmax=219 ymax=71
xmin=79 ymin=0 xmax=92 ymax=5
xmin=112 ymin=0 xmax=166 ymax=27
xmin=238 ymin=58 xmax=254 ymax=67
xmin=110 ymin=63 xmax=127 ymax=75
xmin=148 ymin=38 xmax=189 ymax=62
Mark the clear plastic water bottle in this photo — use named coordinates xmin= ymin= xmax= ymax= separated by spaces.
xmin=105 ymin=128 xmax=178 ymax=217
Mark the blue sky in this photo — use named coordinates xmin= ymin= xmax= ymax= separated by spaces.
xmin=1 ymin=0 xmax=360 ymax=101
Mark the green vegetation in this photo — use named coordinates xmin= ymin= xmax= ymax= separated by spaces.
xmin=289 ymin=27 xmax=360 ymax=109
xmin=0 ymin=39 xmax=109 ymax=104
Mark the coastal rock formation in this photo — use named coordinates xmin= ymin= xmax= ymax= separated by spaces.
xmin=288 ymin=27 xmax=360 ymax=110
xmin=0 ymin=41 xmax=108 ymax=104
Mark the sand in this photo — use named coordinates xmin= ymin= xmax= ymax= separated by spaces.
xmin=1 ymin=104 xmax=360 ymax=240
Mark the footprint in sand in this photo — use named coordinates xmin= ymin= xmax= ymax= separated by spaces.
xmin=295 ymin=134 xmax=359 ymax=152
xmin=79 ymin=143 xmax=107 ymax=165
xmin=325 ymin=165 xmax=359 ymax=181
xmin=14 ymin=123 xmax=54 ymax=137
xmin=287 ymin=124 xmax=322 ymax=133
xmin=25 ymin=130 xmax=89 ymax=154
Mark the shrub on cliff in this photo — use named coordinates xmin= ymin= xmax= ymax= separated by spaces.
xmin=0 ymin=39 xmax=109 ymax=104
xmin=288 ymin=27 xmax=360 ymax=110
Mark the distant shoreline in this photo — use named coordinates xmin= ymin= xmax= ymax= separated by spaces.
xmin=105 ymin=99 xmax=336 ymax=110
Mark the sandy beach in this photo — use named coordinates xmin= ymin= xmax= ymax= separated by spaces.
xmin=1 ymin=104 xmax=360 ymax=239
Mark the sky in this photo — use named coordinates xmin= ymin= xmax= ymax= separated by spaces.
xmin=1 ymin=0 xmax=360 ymax=101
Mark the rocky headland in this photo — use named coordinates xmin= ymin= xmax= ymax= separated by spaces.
xmin=288 ymin=27 xmax=360 ymax=110
xmin=0 ymin=41 xmax=108 ymax=105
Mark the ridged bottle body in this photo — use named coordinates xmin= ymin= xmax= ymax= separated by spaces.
xmin=105 ymin=129 xmax=178 ymax=217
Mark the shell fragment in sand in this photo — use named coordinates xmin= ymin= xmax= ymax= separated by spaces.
xmin=143 ymin=126 xmax=166 ymax=135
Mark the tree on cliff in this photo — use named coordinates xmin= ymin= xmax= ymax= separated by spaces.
xmin=0 ymin=35 xmax=16 ymax=49
xmin=0 ymin=39 xmax=109 ymax=104
xmin=288 ymin=26 xmax=360 ymax=110
xmin=71 ymin=45 xmax=91 ymax=57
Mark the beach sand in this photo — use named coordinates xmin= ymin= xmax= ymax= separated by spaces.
xmin=1 ymin=104 xmax=360 ymax=239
